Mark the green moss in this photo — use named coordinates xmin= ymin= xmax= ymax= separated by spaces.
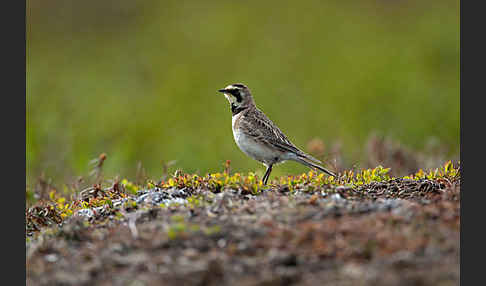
xmin=26 ymin=161 xmax=460 ymax=236
xmin=121 ymin=179 xmax=139 ymax=195
xmin=204 ymin=225 xmax=222 ymax=236
xmin=186 ymin=195 xmax=204 ymax=209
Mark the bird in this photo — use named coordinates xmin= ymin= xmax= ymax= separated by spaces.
xmin=218 ymin=83 xmax=336 ymax=185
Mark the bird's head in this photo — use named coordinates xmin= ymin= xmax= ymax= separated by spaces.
xmin=218 ymin=83 xmax=254 ymax=110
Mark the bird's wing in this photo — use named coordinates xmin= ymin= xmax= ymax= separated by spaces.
xmin=240 ymin=108 xmax=314 ymax=159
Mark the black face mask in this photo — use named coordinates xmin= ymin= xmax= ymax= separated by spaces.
xmin=228 ymin=89 xmax=243 ymax=103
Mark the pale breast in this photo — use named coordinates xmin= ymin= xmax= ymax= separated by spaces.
xmin=232 ymin=114 xmax=284 ymax=164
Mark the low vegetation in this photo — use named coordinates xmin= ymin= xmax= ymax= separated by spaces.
xmin=26 ymin=160 xmax=460 ymax=285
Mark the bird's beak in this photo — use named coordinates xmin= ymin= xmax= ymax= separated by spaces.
xmin=218 ymin=89 xmax=227 ymax=93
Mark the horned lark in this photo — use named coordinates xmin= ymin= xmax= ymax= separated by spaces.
xmin=218 ymin=83 xmax=336 ymax=185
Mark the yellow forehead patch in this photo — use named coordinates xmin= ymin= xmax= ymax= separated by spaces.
xmin=225 ymin=84 xmax=238 ymax=90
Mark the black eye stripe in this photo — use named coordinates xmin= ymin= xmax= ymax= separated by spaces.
xmin=228 ymin=89 xmax=243 ymax=102
xmin=234 ymin=92 xmax=242 ymax=102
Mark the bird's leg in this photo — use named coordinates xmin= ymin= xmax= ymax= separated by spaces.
xmin=262 ymin=164 xmax=273 ymax=185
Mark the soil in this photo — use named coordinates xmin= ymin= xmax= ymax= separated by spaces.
xmin=26 ymin=177 xmax=460 ymax=286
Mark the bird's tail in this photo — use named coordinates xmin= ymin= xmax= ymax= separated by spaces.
xmin=292 ymin=155 xmax=336 ymax=177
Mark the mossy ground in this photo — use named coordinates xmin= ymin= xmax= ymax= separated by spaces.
xmin=26 ymin=161 xmax=460 ymax=286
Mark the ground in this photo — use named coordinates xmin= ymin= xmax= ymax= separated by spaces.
xmin=26 ymin=163 xmax=460 ymax=286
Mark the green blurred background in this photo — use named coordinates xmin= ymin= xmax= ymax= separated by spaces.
xmin=26 ymin=0 xmax=459 ymax=186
